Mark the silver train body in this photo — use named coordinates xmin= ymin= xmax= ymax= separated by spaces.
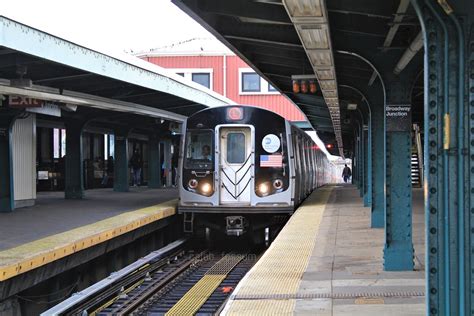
xmin=178 ymin=105 xmax=333 ymax=237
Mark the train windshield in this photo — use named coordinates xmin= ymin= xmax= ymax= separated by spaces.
xmin=184 ymin=130 xmax=214 ymax=170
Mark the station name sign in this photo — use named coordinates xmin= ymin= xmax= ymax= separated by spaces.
xmin=386 ymin=104 xmax=411 ymax=132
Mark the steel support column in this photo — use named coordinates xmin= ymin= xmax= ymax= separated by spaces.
xmin=371 ymin=96 xmax=385 ymax=228
xmin=363 ymin=126 xmax=370 ymax=206
xmin=161 ymin=139 xmax=172 ymax=187
xmin=113 ymin=129 xmax=130 ymax=192
xmin=64 ymin=119 xmax=85 ymax=199
xmin=0 ymin=113 xmax=17 ymax=212
xmin=148 ymin=134 xmax=161 ymax=188
xmin=412 ymin=0 xmax=473 ymax=313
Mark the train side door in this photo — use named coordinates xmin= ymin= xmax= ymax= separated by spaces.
xmin=218 ymin=127 xmax=253 ymax=205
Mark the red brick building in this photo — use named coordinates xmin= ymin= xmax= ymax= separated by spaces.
xmin=137 ymin=38 xmax=306 ymax=122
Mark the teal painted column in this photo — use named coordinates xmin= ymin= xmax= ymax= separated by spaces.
xmin=359 ymin=122 xmax=365 ymax=197
xmin=0 ymin=114 xmax=16 ymax=212
xmin=363 ymin=127 xmax=370 ymax=206
xmin=65 ymin=119 xmax=85 ymax=199
xmin=383 ymin=79 xmax=414 ymax=271
xmin=113 ymin=129 xmax=129 ymax=192
xmin=162 ymin=139 xmax=172 ymax=187
xmin=384 ymin=131 xmax=414 ymax=270
xmin=353 ymin=132 xmax=359 ymax=186
xmin=371 ymin=100 xmax=385 ymax=228
xmin=367 ymin=119 xmax=372 ymax=206
xmin=148 ymin=134 xmax=161 ymax=188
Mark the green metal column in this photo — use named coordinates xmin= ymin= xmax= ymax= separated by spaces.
xmin=0 ymin=114 xmax=17 ymax=212
xmin=148 ymin=134 xmax=161 ymax=188
xmin=113 ymin=129 xmax=129 ymax=192
xmin=412 ymin=0 xmax=473 ymax=313
xmin=371 ymin=95 xmax=386 ymax=228
xmin=363 ymin=126 xmax=370 ymax=206
xmin=384 ymin=130 xmax=413 ymax=270
xmin=366 ymin=118 xmax=372 ymax=206
xmin=162 ymin=139 xmax=172 ymax=187
xmin=64 ymin=119 xmax=85 ymax=199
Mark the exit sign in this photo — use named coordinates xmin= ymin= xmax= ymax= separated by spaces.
xmin=8 ymin=96 xmax=43 ymax=108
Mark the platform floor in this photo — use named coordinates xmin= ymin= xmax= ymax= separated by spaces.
xmin=0 ymin=187 xmax=177 ymax=251
xmin=0 ymin=187 xmax=177 ymax=282
xmin=223 ymin=185 xmax=425 ymax=315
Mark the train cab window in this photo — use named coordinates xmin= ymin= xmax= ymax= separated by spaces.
xmin=226 ymin=133 xmax=245 ymax=163
xmin=184 ymin=130 xmax=214 ymax=169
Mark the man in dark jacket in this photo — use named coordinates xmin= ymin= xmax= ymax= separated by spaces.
xmin=129 ymin=149 xmax=143 ymax=187
xmin=342 ymin=164 xmax=352 ymax=183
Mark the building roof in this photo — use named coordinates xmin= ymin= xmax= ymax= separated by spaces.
xmin=135 ymin=37 xmax=233 ymax=57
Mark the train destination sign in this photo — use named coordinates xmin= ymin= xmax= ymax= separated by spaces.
xmin=386 ymin=104 xmax=411 ymax=132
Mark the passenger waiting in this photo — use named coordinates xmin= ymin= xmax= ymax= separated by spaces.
xmin=129 ymin=150 xmax=143 ymax=187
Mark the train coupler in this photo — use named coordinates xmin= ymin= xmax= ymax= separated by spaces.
xmin=226 ymin=216 xmax=247 ymax=237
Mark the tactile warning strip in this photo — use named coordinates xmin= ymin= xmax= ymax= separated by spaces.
xmin=165 ymin=253 xmax=245 ymax=316
xmin=232 ymin=290 xmax=425 ymax=300
xmin=0 ymin=200 xmax=176 ymax=281
xmin=223 ymin=187 xmax=333 ymax=315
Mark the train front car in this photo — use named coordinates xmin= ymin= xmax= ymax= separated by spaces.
xmin=179 ymin=105 xmax=293 ymax=240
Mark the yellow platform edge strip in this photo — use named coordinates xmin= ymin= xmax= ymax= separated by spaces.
xmin=0 ymin=200 xmax=177 ymax=281
xmin=223 ymin=187 xmax=333 ymax=315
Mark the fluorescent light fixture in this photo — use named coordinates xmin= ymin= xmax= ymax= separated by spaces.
xmin=319 ymin=80 xmax=336 ymax=90
xmin=307 ymin=49 xmax=332 ymax=66
xmin=347 ymin=103 xmax=357 ymax=110
xmin=315 ymin=68 xmax=334 ymax=80
xmin=284 ymin=0 xmax=323 ymax=17
xmin=298 ymin=26 xmax=329 ymax=49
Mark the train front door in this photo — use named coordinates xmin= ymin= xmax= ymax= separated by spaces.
xmin=218 ymin=126 xmax=253 ymax=205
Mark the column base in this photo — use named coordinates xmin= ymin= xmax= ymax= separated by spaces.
xmin=371 ymin=208 xmax=384 ymax=228
xmin=65 ymin=189 xmax=84 ymax=199
xmin=383 ymin=242 xmax=414 ymax=271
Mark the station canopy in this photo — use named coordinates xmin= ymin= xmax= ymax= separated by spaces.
xmin=172 ymin=0 xmax=423 ymax=157
xmin=0 ymin=16 xmax=233 ymax=133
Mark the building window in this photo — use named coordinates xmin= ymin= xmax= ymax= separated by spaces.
xmin=192 ymin=73 xmax=211 ymax=89
xmin=268 ymin=83 xmax=277 ymax=92
xmin=176 ymin=72 xmax=184 ymax=77
xmin=242 ymin=72 xmax=261 ymax=92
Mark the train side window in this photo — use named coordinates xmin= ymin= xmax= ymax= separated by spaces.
xmin=226 ymin=133 xmax=246 ymax=163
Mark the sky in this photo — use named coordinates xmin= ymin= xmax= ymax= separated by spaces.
xmin=0 ymin=0 xmax=214 ymax=54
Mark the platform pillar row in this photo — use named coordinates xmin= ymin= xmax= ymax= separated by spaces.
xmin=148 ymin=134 xmax=161 ymax=188
xmin=0 ymin=113 xmax=17 ymax=212
xmin=64 ymin=119 xmax=85 ymax=199
xmin=371 ymin=98 xmax=385 ymax=228
xmin=113 ymin=129 xmax=129 ymax=192
xmin=353 ymin=130 xmax=359 ymax=186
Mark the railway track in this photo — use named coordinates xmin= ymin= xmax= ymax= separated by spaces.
xmin=43 ymin=238 xmax=261 ymax=315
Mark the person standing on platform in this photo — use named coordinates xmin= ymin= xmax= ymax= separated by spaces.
xmin=101 ymin=156 xmax=114 ymax=186
xmin=342 ymin=164 xmax=352 ymax=183
xmin=129 ymin=149 xmax=143 ymax=187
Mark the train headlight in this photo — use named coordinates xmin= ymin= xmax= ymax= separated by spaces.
xmin=188 ymin=179 xmax=198 ymax=189
xmin=273 ymin=179 xmax=283 ymax=190
xmin=258 ymin=183 xmax=270 ymax=196
xmin=201 ymin=182 xmax=212 ymax=194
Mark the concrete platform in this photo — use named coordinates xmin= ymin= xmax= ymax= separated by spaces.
xmin=0 ymin=187 xmax=177 ymax=282
xmin=222 ymin=185 xmax=425 ymax=315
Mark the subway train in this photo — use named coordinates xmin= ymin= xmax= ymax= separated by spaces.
xmin=178 ymin=105 xmax=335 ymax=241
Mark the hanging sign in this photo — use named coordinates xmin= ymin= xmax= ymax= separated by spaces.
xmin=386 ymin=104 xmax=411 ymax=132
xmin=8 ymin=96 xmax=44 ymax=108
